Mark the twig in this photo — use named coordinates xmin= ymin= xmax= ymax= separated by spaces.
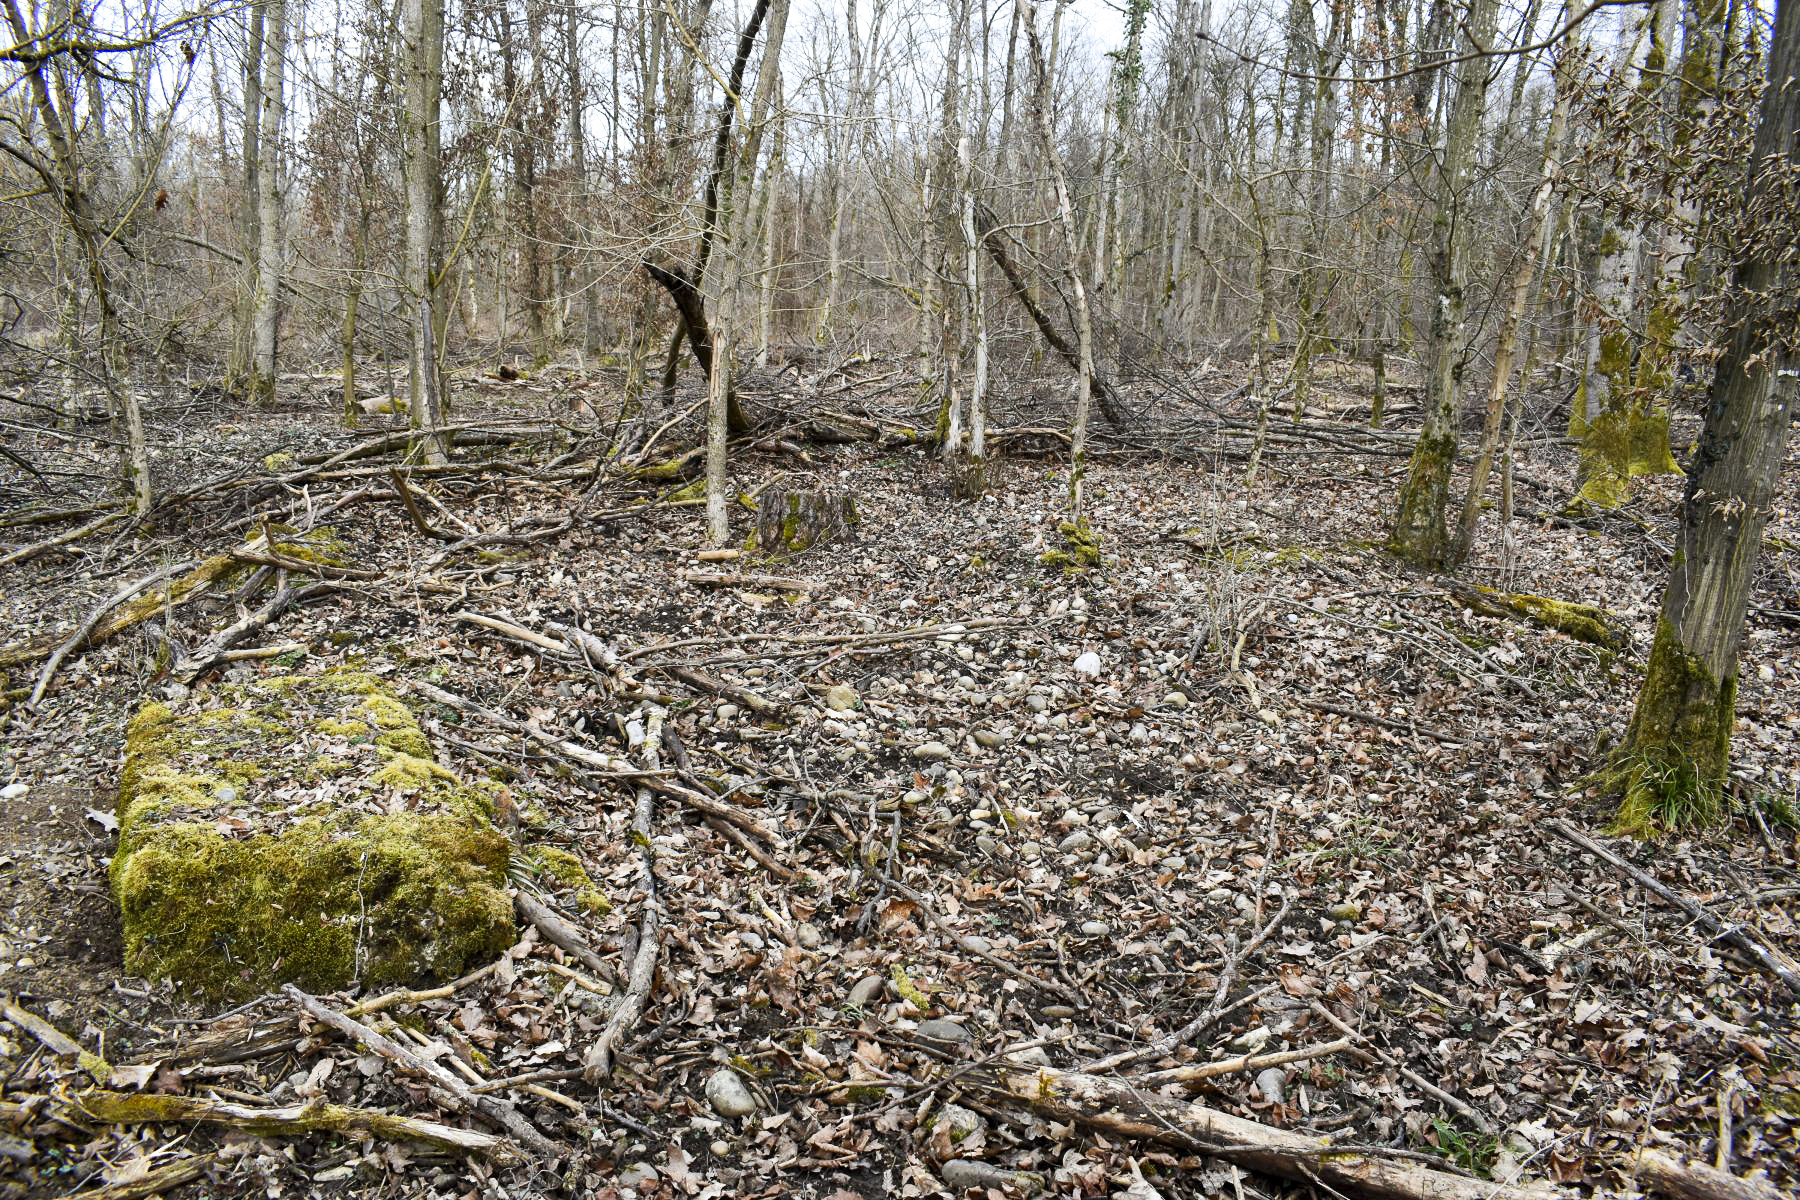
xmin=681 ymin=569 xmax=815 ymax=591
xmin=1306 ymin=1001 xmax=1494 ymax=1134
xmin=1543 ymin=819 xmax=1800 ymax=998
xmin=285 ymin=985 xmax=557 ymax=1155
xmin=886 ymin=879 xmax=1084 ymax=1004
xmin=585 ymin=706 xmax=665 ymax=1083
xmin=74 ymin=1091 xmax=516 ymax=1160
xmin=514 ymin=892 xmax=621 ymax=987
xmin=1136 ymin=1038 xmax=1355 ymax=1086
xmin=1082 ymin=897 xmax=1292 ymax=1075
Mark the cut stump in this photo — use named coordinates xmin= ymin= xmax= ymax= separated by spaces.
xmin=753 ymin=487 xmax=858 ymax=555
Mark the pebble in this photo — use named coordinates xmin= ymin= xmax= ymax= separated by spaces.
xmin=913 ymin=741 xmax=952 ymax=761
xmin=1058 ymin=830 xmax=1094 ymax=853
xmin=1073 ymin=651 xmax=1102 ymax=678
xmin=1019 ymin=840 xmax=1043 ymax=860
xmin=709 ymin=1139 xmax=730 ymax=1157
xmin=1025 ymin=694 xmax=1050 ymax=712
xmin=617 ymin=1163 xmax=659 ymax=1189
xmin=0 ymin=783 xmax=26 ymax=801
xmin=932 ymin=1104 xmax=986 ymax=1157
xmin=962 ymin=935 xmax=993 ymax=954
xmin=1161 ymin=691 xmax=1188 ymax=709
xmin=973 ymin=729 xmax=1003 ymax=749
xmin=796 ymin=921 xmax=822 ymax=949
xmin=214 ymin=785 xmax=238 ymax=804
xmin=1040 ymin=1004 xmax=1077 ymax=1019
xmin=704 ymin=1068 xmax=758 ymax=1117
xmin=1078 ymin=920 xmax=1110 ymax=937
xmin=847 ymin=976 xmax=885 ymax=1007
xmin=716 ymin=703 xmax=740 ymax=722
xmin=916 ymin=1018 xmax=972 ymax=1045
xmin=1254 ymin=1067 xmax=1287 ymax=1104
xmin=822 ymin=683 xmax=859 ymax=712
xmin=1327 ymin=902 xmax=1362 ymax=922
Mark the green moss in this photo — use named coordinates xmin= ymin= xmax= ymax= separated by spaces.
xmin=1471 ymin=587 xmax=1629 ymax=652
xmin=1389 ymin=428 xmax=1456 ymax=567
xmin=113 ymin=672 xmax=515 ymax=999
xmin=1600 ymin=617 xmax=1736 ymax=834
xmin=525 ymin=845 xmax=611 ymax=915
xmin=890 ymin=964 xmax=930 ymax=1009
xmin=1041 ymin=519 xmax=1102 ymax=575
xmin=263 ymin=452 xmax=296 ymax=472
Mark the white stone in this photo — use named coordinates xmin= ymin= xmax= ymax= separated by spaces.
xmin=704 ymin=1068 xmax=758 ymax=1117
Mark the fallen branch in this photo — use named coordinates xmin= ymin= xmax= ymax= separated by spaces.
xmin=979 ymin=1061 xmax=1564 ymax=1200
xmin=2 ymin=996 xmax=110 ymax=1082
xmin=1137 ymin=1037 xmax=1355 ymax=1087
xmin=1544 ymin=819 xmax=1800 ymax=998
xmin=515 ymin=891 xmax=621 ymax=988
xmin=1630 ymin=1147 xmax=1783 ymax=1200
xmin=681 ymin=569 xmax=815 ymax=592
xmin=285 ymin=985 xmax=557 ymax=1155
xmin=74 ymin=1091 xmax=516 ymax=1161
xmin=1306 ymin=1001 xmax=1494 ymax=1134
xmin=64 ymin=1152 xmax=217 ymax=1200
xmin=174 ymin=580 xmax=338 ymax=684
xmin=409 ymin=681 xmax=781 ymax=845
xmin=388 ymin=468 xmax=457 ymax=540
xmin=585 ymin=706 xmax=665 ymax=1083
xmin=0 ymin=509 xmax=126 ymax=568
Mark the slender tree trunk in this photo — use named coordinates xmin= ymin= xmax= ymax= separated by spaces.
xmin=227 ymin=2 xmax=265 ymax=395
xmin=3 ymin=0 xmax=150 ymax=515
xmin=1450 ymin=16 xmax=1575 ymax=563
xmin=566 ymin=0 xmax=599 ymax=355
xmin=1388 ymin=0 xmax=1501 ymax=568
xmin=1021 ymin=0 xmax=1095 ymax=521
xmin=1609 ymin=0 xmax=1799 ymax=827
xmin=403 ymin=0 xmax=448 ymax=464
xmin=247 ymin=0 xmax=289 ymax=407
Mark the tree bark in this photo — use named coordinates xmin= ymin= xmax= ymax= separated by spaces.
xmin=247 ymin=0 xmax=289 ymax=407
xmin=402 ymin=0 xmax=448 ymax=464
xmin=1388 ymin=0 xmax=1501 ymax=568
xmin=1609 ymin=0 xmax=1799 ymax=828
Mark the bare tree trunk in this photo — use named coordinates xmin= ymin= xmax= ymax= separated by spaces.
xmin=1450 ymin=15 xmax=1574 ymax=563
xmin=1388 ymin=0 xmax=1501 ymax=568
xmin=227 ymin=2 xmax=265 ymax=396
xmin=566 ymin=0 xmax=599 ymax=355
xmin=403 ymin=0 xmax=448 ymax=464
xmin=1021 ymin=0 xmax=1095 ymax=521
xmin=247 ymin=0 xmax=289 ymax=407
xmin=1607 ymin=0 xmax=1799 ymax=829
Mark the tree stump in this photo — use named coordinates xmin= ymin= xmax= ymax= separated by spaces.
xmin=949 ymin=455 xmax=991 ymax=499
xmin=753 ymin=487 xmax=858 ymax=555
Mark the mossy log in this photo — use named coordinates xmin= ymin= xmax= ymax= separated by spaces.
xmin=1446 ymin=582 xmax=1630 ymax=652
xmin=0 ymin=527 xmax=344 ymax=672
xmin=752 ymin=486 xmax=858 ymax=555
xmin=113 ymin=671 xmax=515 ymax=1000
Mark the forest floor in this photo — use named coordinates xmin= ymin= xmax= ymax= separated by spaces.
xmin=0 ymin=356 xmax=1797 ymax=1200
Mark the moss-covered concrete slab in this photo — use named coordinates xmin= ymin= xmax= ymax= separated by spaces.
xmin=113 ymin=671 xmax=514 ymax=999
